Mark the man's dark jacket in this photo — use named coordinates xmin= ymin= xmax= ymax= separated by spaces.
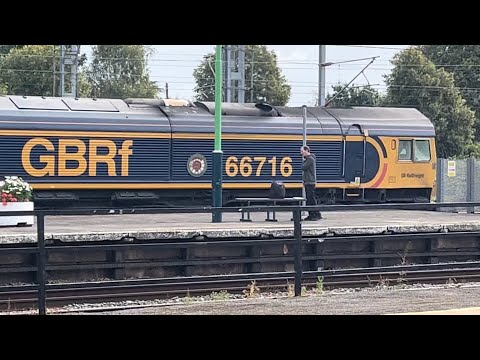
xmin=302 ymin=154 xmax=316 ymax=185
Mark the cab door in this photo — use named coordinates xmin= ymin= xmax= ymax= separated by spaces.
xmin=343 ymin=125 xmax=367 ymax=185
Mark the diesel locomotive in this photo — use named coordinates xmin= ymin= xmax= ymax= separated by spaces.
xmin=0 ymin=95 xmax=437 ymax=208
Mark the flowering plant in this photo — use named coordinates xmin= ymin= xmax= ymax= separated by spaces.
xmin=0 ymin=176 xmax=33 ymax=206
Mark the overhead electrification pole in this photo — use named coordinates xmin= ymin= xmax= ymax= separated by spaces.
xmin=319 ymin=45 xmax=326 ymax=107
xmin=212 ymin=45 xmax=224 ymax=223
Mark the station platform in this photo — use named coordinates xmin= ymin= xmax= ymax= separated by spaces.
xmin=1 ymin=210 xmax=480 ymax=244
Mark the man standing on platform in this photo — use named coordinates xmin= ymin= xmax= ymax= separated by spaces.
xmin=301 ymin=145 xmax=321 ymax=221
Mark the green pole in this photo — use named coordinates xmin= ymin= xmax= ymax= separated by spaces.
xmin=212 ymin=45 xmax=223 ymax=223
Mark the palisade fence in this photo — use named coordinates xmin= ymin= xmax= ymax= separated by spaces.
xmin=436 ymin=157 xmax=480 ymax=213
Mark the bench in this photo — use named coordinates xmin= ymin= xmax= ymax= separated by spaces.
xmin=235 ymin=197 xmax=305 ymax=222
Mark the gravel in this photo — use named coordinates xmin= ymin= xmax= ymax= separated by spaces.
xmin=4 ymin=281 xmax=480 ymax=315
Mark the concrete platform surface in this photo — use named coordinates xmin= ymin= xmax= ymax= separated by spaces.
xmin=395 ymin=307 xmax=480 ymax=315
xmin=1 ymin=210 xmax=480 ymax=244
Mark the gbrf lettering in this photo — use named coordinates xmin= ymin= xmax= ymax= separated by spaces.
xmin=21 ymin=138 xmax=133 ymax=177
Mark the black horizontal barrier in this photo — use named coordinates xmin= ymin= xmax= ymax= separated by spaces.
xmin=0 ymin=201 xmax=479 ymax=315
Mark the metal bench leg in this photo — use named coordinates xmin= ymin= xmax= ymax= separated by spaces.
xmin=241 ymin=201 xmax=252 ymax=222
xmin=266 ymin=201 xmax=278 ymax=222
xmin=266 ymin=210 xmax=277 ymax=222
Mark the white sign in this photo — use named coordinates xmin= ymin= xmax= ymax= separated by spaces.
xmin=447 ymin=160 xmax=456 ymax=177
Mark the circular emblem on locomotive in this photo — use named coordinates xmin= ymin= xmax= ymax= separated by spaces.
xmin=187 ymin=153 xmax=207 ymax=177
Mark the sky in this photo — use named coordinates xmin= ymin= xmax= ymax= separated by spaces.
xmin=84 ymin=45 xmax=410 ymax=106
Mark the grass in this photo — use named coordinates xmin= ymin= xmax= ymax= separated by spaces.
xmin=243 ymin=280 xmax=260 ymax=298
xmin=209 ymin=290 xmax=231 ymax=301
xmin=287 ymin=283 xmax=294 ymax=297
xmin=316 ymin=276 xmax=324 ymax=295
xmin=183 ymin=289 xmax=193 ymax=305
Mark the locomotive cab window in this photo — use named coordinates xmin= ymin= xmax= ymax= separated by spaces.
xmin=398 ymin=139 xmax=431 ymax=162
xmin=414 ymin=139 xmax=431 ymax=162
xmin=398 ymin=140 xmax=413 ymax=161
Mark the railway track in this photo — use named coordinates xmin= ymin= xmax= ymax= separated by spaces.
xmin=1 ymin=261 xmax=480 ymax=313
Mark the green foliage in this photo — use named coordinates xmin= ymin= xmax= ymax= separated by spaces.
xmin=193 ymin=45 xmax=291 ymax=106
xmin=0 ymin=45 xmax=58 ymax=96
xmin=326 ymin=84 xmax=384 ymax=107
xmin=0 ymin=45 xmax=24 ymax=55
xmin=85 ymin=45 xmax=160 ymax=99
xmin=421 ymin=45 xmax=480 ymax=141
xmin=0 ymin=45 xmax=152 ymax=98
xmin=209 ymin=290 xmax=231 ymax=301
xmin=287 ymin=282 xmax=294 ymax=297
xmin=384 ymin=47 xmax=476 ymax=158
xmin=183 ymin=290 xmax=193 ymax=305
xmin=316 ymin=276 xmax=324 ymax=295
xmin=0 ymin=45 xmax=88 ymax=97
xmin=465 ymin=143 xmax=480 ymax=158
xmin=77 ymin=71 xmax=92 ymax=98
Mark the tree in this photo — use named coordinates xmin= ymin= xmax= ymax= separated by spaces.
xmin=85 ymin=45 xmax=159 ymax=99
xmin=421 ymin=45 xmax=480 ymax=141
xmin=325 ymin=84 xmax=384 ymax=107
xmin=0 ymin=45 xmax=24 ymax=55
xmin=193 ymin=45 xmax=291 ymax=106
xmin=0 ymin=45 xmax=58 ymax=96
xmin=77 ymin=72 xmax=92 ymax=99
xmin=0 ymin=45 xmax=90 ymax=97
xmin=384 ymin=47 xmax=476 ymax=158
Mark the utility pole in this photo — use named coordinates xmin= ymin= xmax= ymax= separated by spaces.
xmin=224 ymin=45 xmax=246 ymax=103
xmin=250 ymin=48 xmax=255 ymax=102
xmin=319 ymin=45 xmax=326 ymax=107
xmin=52 ymin=47 xmax=56 ymax=97
xmin=70 ymin=45 xmax=79 ymax=97
xmin=238 ymin=45 xmax=246 ymax=103
xmin=60 ymin=46 xmax=65 ymax=96
xmin=302 ymin=105 xmax=308 ymax=216
xmin=165 ymin=83 xmax=169 ymax=99
xmin=60 ymin=45 xmax=80 ymax=97
xmin=225 ymin=45 xmax=232 ymax=102
xmin=302 ymin=105 xmax=307 ymax=147
xmin=212 ymin=45 xmax=223 ymax=223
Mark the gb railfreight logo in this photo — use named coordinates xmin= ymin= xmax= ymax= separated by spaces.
xmin=187 ymin=153 xmax=207 ymax=177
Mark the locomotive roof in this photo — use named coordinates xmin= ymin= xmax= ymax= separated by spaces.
xmin=0 ymin=95 xmax=435 ymax=137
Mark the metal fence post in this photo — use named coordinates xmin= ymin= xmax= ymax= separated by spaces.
xmin=36 ymin=213 xmax=47 ymax=315
xmin=293 ymin=207 xmax=303 ymax=296
xmin=467 ymin=157 xmax=475 ymax=214
xmin=436 ymin=158 xmax=444 ymax=204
